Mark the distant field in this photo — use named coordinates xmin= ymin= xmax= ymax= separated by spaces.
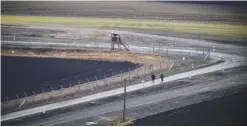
xmin=2 ymin=1 xmax=247 ymax=23
xmin=2 ymin=1 xmax=247 ymax=38
xmin=2 ymin=15 xmax=247 ymax=37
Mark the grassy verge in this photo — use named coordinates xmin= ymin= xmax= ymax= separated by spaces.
xmin=2 ymin=15 xmax=247 ymax=37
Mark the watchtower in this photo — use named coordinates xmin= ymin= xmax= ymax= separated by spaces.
xmin=110 ymin=33 xmax=129 ymax=51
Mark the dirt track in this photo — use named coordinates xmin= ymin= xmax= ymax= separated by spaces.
xmin=1 ymin=49 xmax=166 ymax=64
xmin=2 ymin=1 xmax=247 ymax=45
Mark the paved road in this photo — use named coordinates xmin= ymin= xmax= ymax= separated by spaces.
xmin=3 ymin=25 xmax=247 ymax=50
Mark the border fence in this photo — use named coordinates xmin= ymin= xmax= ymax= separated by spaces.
xmin=1 ymin=38 xmax=213 ymax=114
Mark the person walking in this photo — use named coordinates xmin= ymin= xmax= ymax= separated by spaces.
xmin=151 ymin=74 xmax=155 ymax=83
xmin=160 ymin=73 xmax=164 ymax=82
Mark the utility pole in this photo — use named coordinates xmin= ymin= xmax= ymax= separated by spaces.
xmin=122 ymin=79 xmax=127 ymax=123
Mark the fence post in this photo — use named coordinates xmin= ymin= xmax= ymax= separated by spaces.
xmin=15 ymin=94 xmax=19 ymax=105
xmin=32 ymin=91 xmax=35 ymax=102
xmin=69 ymin=82 xmax=72 ymax=94
xmin=5 ymin=96 xmax=8 ymax=102
xmin=86 ymin=78 xmax=91 ymax=91
xmin=77 ymin=80 xmax=81 ymax=91
xmin=136 ymin=65 xmax=139 ymax=78
xmin=168 ymin=61 xmax=175 ymax=72
xmin=24 ymin=92 xmax=27 ymax=98
xmin=104 ymin=74 xmax=107 ymax=86
xmin=50 ymin=87 xmax=54 ymax=98
xmin=128 ymin=68 xmax=131 ymax=79
xmin=183 ymin=56 xmax=185 ymax=61
xmin=73 ymin=38 xmax=76 ymax=49
xmin=112 ymin=72 xmax=115 ymax=80
xmin=120 ymin=70 xmax=123 ymax=82
xmin=59 ymin=85 xmax=63 ymax=96
xmin=209 ymin=48 xmax=211 ymax=59
xmin=148 ymin=64 xmax=151 ymax=72
xmin=95 ymin=76 xmax=98 ymax=87
xmin=221 ymin=63 xmax=225 ymax=72
xmin=41 ymin=88 xmax=45 ymax=99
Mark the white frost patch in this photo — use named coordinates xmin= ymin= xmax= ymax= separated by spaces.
xmin=85 ymin=121 xmax=98 ymax=125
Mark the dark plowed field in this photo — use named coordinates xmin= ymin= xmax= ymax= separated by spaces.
xmin=132 ymin=89 xmax=247 ymax=126
xmin=2 ymin=1 xmax=247 ymax=24
xmin=1 ymin=56 xmax=137 ymax=101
